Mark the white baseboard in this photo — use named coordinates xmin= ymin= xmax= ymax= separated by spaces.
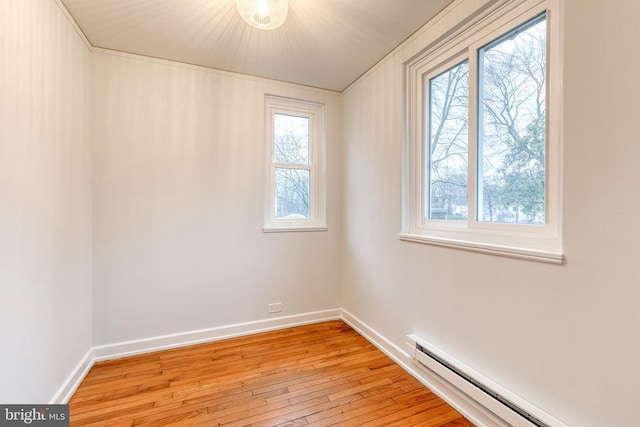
xmin=52 ymin=309 xmax=341 ymax=403
xmin=50 ymin=348 xmax=94 ymax=404
xmin=340 ymin=309 xmax=509 ymax=427
xmin=92 ymin=308 xmax=342 ymax=362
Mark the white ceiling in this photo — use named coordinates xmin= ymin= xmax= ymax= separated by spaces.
xmin=60 ymin=0 xmax=453 ymax=92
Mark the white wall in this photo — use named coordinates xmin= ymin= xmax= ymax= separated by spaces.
xmin=91 ymin=52 xmax=343 ymax=345
xmin=0 ymin=0 xmax=92 ymax=403
xmin=341 ymin=0 xmax=640 ymax=426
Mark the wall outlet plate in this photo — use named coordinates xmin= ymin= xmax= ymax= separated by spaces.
xmin=268 ymin=302 xmax=282 ymax=313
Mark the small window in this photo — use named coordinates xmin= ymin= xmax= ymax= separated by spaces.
xmin=264 ymin=96 xmax=326 ymax=232
xmin=402 ymin=0 xmax=563 ymax=264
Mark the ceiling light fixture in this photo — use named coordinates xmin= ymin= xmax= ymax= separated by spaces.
xmin=236 ymin=0 xmax=288 ymax=30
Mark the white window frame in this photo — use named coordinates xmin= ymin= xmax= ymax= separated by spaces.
xmin=401 ymin=0 xmax=563 ymax=264
xmin=264 ymin=95 xmax=327 ymax=232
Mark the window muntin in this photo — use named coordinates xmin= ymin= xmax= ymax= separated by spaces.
xmin=264 ymin=96 xmax=326 ymax=232
xmin=403 ymin=0 xmax=562 ymax=263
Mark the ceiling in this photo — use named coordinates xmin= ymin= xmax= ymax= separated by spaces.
xmin=60 ymin=0 xmax=454 ymax=92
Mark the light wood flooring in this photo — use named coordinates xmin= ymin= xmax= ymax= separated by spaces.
xmin=69 ymin=320 xmax=473 ymax=426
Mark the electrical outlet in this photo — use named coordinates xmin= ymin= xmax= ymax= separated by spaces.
xmin=268 ymin=302 xmax=282 ymax=313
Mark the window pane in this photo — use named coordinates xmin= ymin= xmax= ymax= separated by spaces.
xmin=428 ymin=61 xmax=469 ymax=221
xmin=274 ymin=114 xmax=309 ymax=164
xmin=275 ymin=168 xmax=310 ymax=219
xmin=478 ymin=14 xmax=546 ymax=224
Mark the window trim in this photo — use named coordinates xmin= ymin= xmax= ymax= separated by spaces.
xmin=264 ymin=95 xmax=327 ymax=233
xmin=401 ymin=0 xmax=563 ymax=264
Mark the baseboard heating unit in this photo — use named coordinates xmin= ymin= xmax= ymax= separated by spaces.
xmin=406 ymin=334 xmax=569 ymax=427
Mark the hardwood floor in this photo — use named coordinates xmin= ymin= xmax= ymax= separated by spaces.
xmin=69 ymin=320 xmax=473 ymax=426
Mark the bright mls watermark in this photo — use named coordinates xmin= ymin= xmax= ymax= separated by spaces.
xmin=0 ymin=405 xmax=68 ymax=426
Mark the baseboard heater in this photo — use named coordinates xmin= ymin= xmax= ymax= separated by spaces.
xmin=406 ymin=334 xmax=569 ymax=427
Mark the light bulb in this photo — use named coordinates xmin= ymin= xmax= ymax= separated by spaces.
xmin=236 ymin=0 xmax=288 ymax=30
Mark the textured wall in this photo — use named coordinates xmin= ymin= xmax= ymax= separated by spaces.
xmin=91 ymin=51 xmax=343 ymax=345
xmin=341 ymin=0 xmax=640 ymax=425
xmin=0 ymin=0 xmax=93 ymax=403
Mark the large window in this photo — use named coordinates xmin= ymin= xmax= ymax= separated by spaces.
xmin=403 ymin=0 xmax=562 ymax=263
xmin=264 ymin=95 xmax=326 ymax=232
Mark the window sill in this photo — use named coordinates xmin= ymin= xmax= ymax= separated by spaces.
xmin=264 ymin=225 xmax=328 ymax=233
xmin=398 ymin=233 xmax=564 ymax=265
